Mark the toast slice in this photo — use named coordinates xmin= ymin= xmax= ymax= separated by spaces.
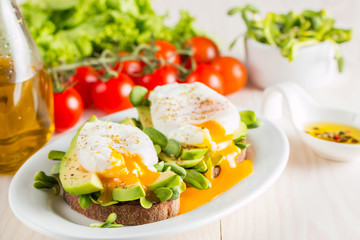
xmin=64 ymin=192 xmax=180 ymax=225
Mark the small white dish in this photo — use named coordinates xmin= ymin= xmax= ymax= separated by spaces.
xmin=9 ymin=108 xmax=289 ymax=240
xmin=262 ymin=82 xmax=360 ymax=161
xmin=246 ymin=38 xmax=336 ymax=90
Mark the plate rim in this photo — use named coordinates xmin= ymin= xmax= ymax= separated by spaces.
xmin=9 ymin=108 xmax=289 ymax=240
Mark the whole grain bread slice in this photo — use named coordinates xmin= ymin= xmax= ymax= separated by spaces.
xmin=64 ymin=192 xmax=180 ymax=225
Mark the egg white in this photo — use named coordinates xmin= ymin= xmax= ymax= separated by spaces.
xmin=148 ymin=82 xmax=240 ymax=147
xmin=77 ymin=120 xmax=158 ymax=174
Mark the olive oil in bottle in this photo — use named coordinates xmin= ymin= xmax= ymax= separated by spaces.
xmin=0 ymin=0 xmax=54 ymax=173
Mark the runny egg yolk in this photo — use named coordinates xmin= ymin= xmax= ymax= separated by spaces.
xmin=196 ymin=120 xmax=240 ymax=167
xmin=179 ymin=159 xmax=253 ymax=214
xmin=178 ymin=120 xmax=252 ymax=214
xmin=97 ymin=147 xmax=160 ymax=203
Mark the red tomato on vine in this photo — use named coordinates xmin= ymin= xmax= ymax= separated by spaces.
xmin=210 ymin=56 xmax=247 ymax=95
xmin=68 ymin=66 xmax=99 ymax=108
xmin=53 ymin=87 xmax=84 ymax=132
xmin=91 ymin=73 xmax=135 ymax=114
xmin=186 ymin=36 xmax=220 ymax=64
xmin=135 ymin=65 xmax=178 ymax=91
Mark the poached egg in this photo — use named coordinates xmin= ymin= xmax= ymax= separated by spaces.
xmin=149 ymin=82 xmax=241 ymax=166
xmin=77 ymin=120 xmax=159 ymax=189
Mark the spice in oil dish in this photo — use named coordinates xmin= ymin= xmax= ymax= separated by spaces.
xmin=305 ymin=122 xmax=360 ymax=144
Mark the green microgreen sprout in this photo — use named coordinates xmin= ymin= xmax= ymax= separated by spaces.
xmin=33 ymin=171 xmax=60 ymax=195
xmin=140 ymin=197 xmax=153 ymax=209
xmin=239 ymin=110 xmax=262 ymax=129
xmin=235 ymin=142 xmax=251 ymax=150
xmin=78 ymin=194 xmax=93 ymax=209
xmin=143 ymin=127 xmax=168 ymax=148
xmin=129 ymin=86 xmax=148 ymax=107
xmin=163 ymin=139 xmax=182 ymax=158
xmin=89 ymin=213 xmax=123 ymax=228
xmin=184 ymin=169 xmax=211 ymax=190
xmin=48 ymin=150 xmax=65 ymax=160
xmin=228 ymin=4 xmax=352 ymax=72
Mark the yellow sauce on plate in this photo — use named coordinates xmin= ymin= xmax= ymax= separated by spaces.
xmin=305 ymin=122 xmax=360 ymax=144
xmin=179 ymin=159 xmax=253 ymax=214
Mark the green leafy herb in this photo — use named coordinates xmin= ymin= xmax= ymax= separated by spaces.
xmin=21 ymin=0 xmax=199 ymax=67
xmin=140 ymin=197 xmax=153 ymax=209
xmin=78 ymin=194 xmax=93 ymax=209
xmin=48 ymin=150 xmax=65 ymax=160
xmin=239 ymin=110 xmax=256 ymax=126
xmin=235 ymin=142 xmax=251 ymax=150
xmin=228 ymin=5 xmax=352 ymax=72
xmin=153 ymin=187 xmax=173 ymax=202
xmin=143 ymin=127 xmax=168 ymax=148
xmin=239 ymin=110 xmax=262 ymax=129
xmin=247 ymin=118 xmax=262 ymax=129
xmin=233 ymin=135 xmax=246 ymax=143
xmin=169 ymin=186 xmax=181 ymax=200
xmin=164 ymin=139 xmax=182 ymax=158
xmin=184 ymin=169 xmax=211 ymax=190
xmin=33 ymin=171 xmax=60 ymax=194
xmin=89 ymin=213 xmax=123 ymax=228
xmin=129 ymin=86 xmax=148 ymax=107
xmin=163 ymin=162 xmax=187 ymax=179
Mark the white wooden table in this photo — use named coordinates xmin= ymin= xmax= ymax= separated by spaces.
xmin=2 ymin=0 xmax=360 ymax=239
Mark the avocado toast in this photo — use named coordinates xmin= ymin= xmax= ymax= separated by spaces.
xmin=37 ymin=115 xmax=187 ymax=226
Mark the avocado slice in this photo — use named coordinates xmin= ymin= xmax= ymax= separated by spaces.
xmin=212 ymin=154 xmax=225 ymax=166
xmin=112 ymin=182 xmax=146 ymax=202
xmin=159 ymin=152 xmax=203 ymax=168
xmin=59 ymin=116 xmax=104 ymax=195
xmin=136 ymin=106 xmax=153 ymax=128
xmin=180 ymin=148 xmax=208 ymax=160
xmin=120 ymin=117 xmax=137 ymax=127
xmin=233 ymin=121 xmax=247 ymax=141
xmin=149 ymin=171 xmax=181 ymax=190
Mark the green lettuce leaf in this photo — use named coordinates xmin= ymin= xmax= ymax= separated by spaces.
xmin=21 ymin=0 xmax=199 ymax=67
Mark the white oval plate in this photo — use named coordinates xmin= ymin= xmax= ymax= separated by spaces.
xmin=9 ymin=108 xmax=289 ymax=240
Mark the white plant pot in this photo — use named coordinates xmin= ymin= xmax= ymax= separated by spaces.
xmin=245 ymin=38 xmax=337 ymax=90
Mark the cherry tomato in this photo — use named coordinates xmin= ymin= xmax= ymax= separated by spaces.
xmin=92 ymin=73 xmax=135 ymax=114
xmin=185 ymin=64 xmax=224 ymax=94
xmin=53 ymin=87 xmax=84 ymax=132
xmin=68 ymin=66 xmax=99 ymax=108
xmin=210 ymin=56 xmax=247 ymax=95
xmin=187 ymin=36 xmax=220 ymax=64
xmin=135 ymin=65 xmax=178 ymax=91
xmin=114 ymin=52 xmax=144 ymax=77
xmin=154 ymin=40 xmax=180 ymax=65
